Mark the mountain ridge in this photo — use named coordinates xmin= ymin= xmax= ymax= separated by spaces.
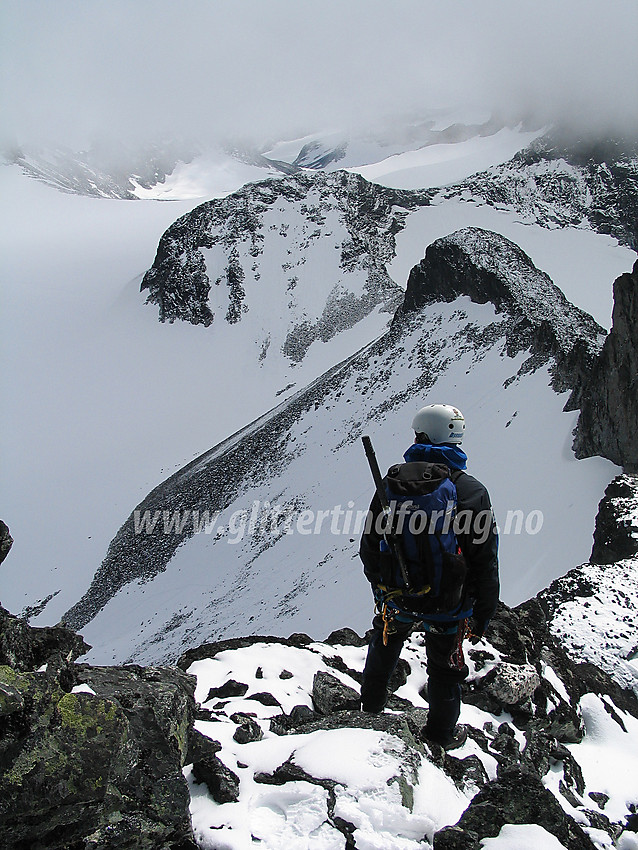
xmin=62 ymin=228 xmax=618 ymax=664
xmin=440 ymin=132 xmax=638 ymax=251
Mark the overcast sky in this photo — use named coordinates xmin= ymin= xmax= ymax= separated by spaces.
xmin=1 ymin=0 xmax=637 ymax=152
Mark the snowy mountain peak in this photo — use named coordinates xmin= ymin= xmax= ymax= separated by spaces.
xmin=140 ymin=171 xmax=430 ymax=365
xmin=62 ymin=225 xmax=616 ymax=661
xmin=400 ymin=227 xmax=606 ymax=406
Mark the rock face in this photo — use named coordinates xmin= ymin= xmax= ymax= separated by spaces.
xmin=443 ymin=133 xmax=638 ymax=250
xmin=62 ymin=226 xmax=607 ymax=653
xmin=575 ymin=259 xmax=638 ymax=470
xmin=399 ymin=227 xmax=605 ymax=408
xmin=141 ymin=170 xmax=425 ymax=335
xmin=0 ymin=609 xmax=198 ymax=850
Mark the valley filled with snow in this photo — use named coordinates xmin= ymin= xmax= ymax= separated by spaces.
xmin=0 ymin=126 xmax=634 ymax=658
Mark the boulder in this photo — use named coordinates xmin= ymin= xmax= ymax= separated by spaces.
xmin=442 ymin=764 xmax=597 ymax=850
xmin=481 ymin=662 xmax=541 ymax=706
xmin=0 ymin=656 xmax=197 ymax=849
xmin=192 ymin=754 xmax=240 ymax=804
xmin=311 ymin=672 xmax=360 ymax=714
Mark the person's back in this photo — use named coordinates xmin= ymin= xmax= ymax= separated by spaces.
xmin=359 ymin=403 xmax=499 ymax=750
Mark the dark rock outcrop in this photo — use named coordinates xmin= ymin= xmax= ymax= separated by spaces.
xmin=192 ymin=752 xmax=240 ymax=803
xmin=399 ymin=227 xmax=605 ymax=408
xmin=0 ymin=605 xmax=89 ymax=673
xmin=0 ymin=612 xmax=198 ymax=850
xmin=528 ymin=473 xmax=638 ymax=697
xmin=0 ymin=520 xmax=12 ymax=565
xmin=590 ymin=474 xmax=638 ymax=563
xmin=575 ymin=260 xmax=638 ymax=470
xmin=435 ymin=764 xmax=597 ymax=850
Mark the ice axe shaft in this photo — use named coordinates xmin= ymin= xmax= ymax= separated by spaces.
xmin=361 ymin=435 xmax=412 ymax=592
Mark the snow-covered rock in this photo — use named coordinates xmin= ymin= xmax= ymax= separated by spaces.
xmin=441 ymin=133 xmax=638 ymax=251
xmin=62 ymin=228 xmax=617 ymax=664
xmin=140 ymin=171 xmax=423 ymax=348
xmin=575 ymin=260 xmax=638 ymax=469
xmin=537 ymin=473 xmax=638 ymax=696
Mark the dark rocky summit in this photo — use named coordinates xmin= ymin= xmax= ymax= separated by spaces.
xmin=575 ymin=259 xmax=638 ymax=470
xmin=399 ymin=227 xmax=605 ymax=408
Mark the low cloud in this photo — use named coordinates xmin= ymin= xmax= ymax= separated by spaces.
xmin=1 ymin=0 xmax=636 ymax=153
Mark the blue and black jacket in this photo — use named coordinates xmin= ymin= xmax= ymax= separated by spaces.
xmin=359 ymin=443 xmax=500 ymax=632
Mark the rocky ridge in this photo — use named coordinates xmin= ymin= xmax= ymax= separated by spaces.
xmin=399 ymin=227 xmax=606 ymax=408
xmin=61 ymin=228 xmax=604 ymax=639
xmin=140 ymin=171 xmax=427 ymax=347
xmin=441 ymin=133 xmax=638 ymax=251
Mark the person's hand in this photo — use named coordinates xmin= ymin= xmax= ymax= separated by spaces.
xmin=467 ymin=618 xmax=485 ymax=644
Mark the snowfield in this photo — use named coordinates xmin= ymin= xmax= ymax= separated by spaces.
xmin=178 ymin=630 xmax=638 ymax=850
xmin=0 ymin=127 xmax=633 ymax=646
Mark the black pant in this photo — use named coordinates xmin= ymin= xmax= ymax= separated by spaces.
xmin=360 ymin=614 xmax=468 ymax=742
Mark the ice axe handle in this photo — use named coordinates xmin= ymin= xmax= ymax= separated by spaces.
xmin=361 ymin=435 xmax=388 ymax=509
xmin=361 ymin=435 xmax=413 ymax=592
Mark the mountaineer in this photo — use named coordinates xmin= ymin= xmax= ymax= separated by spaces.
xmin=359 ymin=403 xmax=500 ymax=750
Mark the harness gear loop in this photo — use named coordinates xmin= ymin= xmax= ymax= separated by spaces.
xmin=450 ymin=617 xmax=468 ymax=671
xmin=381 ymin=602 xmax=396 ymax=646
xmin=465 ymin=619 xmax=479 ymax=643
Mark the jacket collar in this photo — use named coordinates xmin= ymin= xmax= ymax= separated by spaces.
xmin=403 ymin=442 xmax=468 ymax=470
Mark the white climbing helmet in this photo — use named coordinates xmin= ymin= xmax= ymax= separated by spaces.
xmin=411 ymin=404 xmax=466 ymax=444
